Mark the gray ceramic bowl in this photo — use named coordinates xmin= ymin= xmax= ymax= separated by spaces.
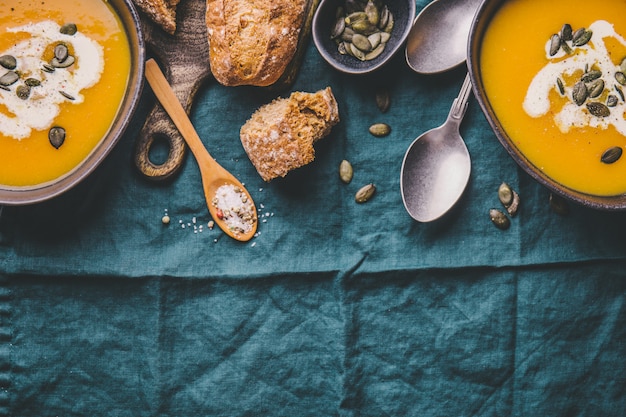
xmin=467 ymin=0 xmax=626 ymax=210
xmin=0 ymin=0 xmax=145 ymax=205
xmin=313 ymin=0 xmax=415 ymax=74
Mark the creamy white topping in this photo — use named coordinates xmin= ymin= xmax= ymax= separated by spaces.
xmin=523 ymin=20 xmax=626 ymax=135
xmin=0 ymin=21 xmax=104 ymax=140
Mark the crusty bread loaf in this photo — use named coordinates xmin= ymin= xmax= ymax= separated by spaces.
xmin=240 ymin=87 xmax=340 ymax=181
xmin=205 ymin=0 xmax=308 ymax=87
xmin=133 ymin=0 xmax=180 ymax=34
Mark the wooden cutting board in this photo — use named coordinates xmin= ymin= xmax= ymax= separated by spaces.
xmin=133 ymin=0 xmax=320 ymax=181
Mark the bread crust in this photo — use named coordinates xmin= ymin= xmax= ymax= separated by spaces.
xmin=133 ymin=0 xmax=181 ymax=34
xmin=206 ymin=0 xmax=307 ymax=87
xmin=240 ymin=87 xmax=340 ymax=181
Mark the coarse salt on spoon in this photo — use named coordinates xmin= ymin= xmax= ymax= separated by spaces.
xmin=144 ymin=58 xmax=257 ymax=242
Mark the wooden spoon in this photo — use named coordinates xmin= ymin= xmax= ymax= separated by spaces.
xmin=144 ymin=58 xmax=257 ymax=241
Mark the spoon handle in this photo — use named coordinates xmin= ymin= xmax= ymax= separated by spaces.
xmin=448 ymin=73 xmax=473 ymax=122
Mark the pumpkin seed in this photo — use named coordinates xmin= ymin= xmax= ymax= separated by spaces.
xmin=601 ymin=146 xmax=622 ymax=164
xmin=607 ymin=95 xmax=618 ymax=107
xmin=572 ymin=81 xmax=588 ymax=105
xmin=16 ymin=84 xmax=30 ymax=100
xmin=60 ymin=23 xmax=77 ymax=35
xmin=51 ymin=54 xmax=75 ymax=68
xmin=383 ymin=12 xmax=394 ymax=33
xmin=0 ymin=55 xmax=16 ymax=70
xmin=615 ymin=71 xmax=626 ymax=86
xmin=364 ymin=0 xmax=379 ymax=26
xmin=581 ymin=69 xmax=601 ymax=83
xmin=352 ymin=33 xmax=373 ymax=51
xmin=365 ymin=43 xmax=385 ymax=60
xmin=587 ymin=102 xmax=610 ymax=117
xmin=375 ymin=87 xmax=390 ymax=113
xmin=621 ymin=57 xmax=626 ymax=73
xmin=331 ymin=16 xmax=346 ymax=39
xmin=349 ymin=43 xmax=366 ymax=60
xmin=549 ymin=34 xmax=561 ymax=56
xmin=338 ymin=42 xmax=349 ymax=55
xmin=369 ymin=122 xmax=390 ymax=137
xmin=616 ymin=85 xmax=625 ymax=101
xmin=549 ymin=193 xmax=570 ymax=216
xmin=355 ymin=183 xmax=376 ymax=203
xmin=560 ymin=23 xmax=573 ymax=41
xmin=339 ymin=159 xmax=353 ymax=183
xmin=498 ymin=182 xmax=513 ymax=206
xmin=54 ymin=44 xmax=69 ymax=62
xmin=42 ymin=64 xmax=55 ymax=73
xmin=587 ymin=78 xmax=604 ymax=98
xmin=572 ymin=28 xmax=592 ymax=46
xmin=368 ymin=32 xmax=382 ymax=49
xmin=59 ymin=90 xmax=75 ymax=100
xmin=48 ymin=126 xmax=66 ymax=149
xmin=560 ymin=40 xmax=572 ymax=55
xmin=489 ymin=208 xmax=510 ymax=230
xmin=556 ymin=78 xmax=565 ymax=95
xmin=506 ymin=190 xmax=520 ymax=217
xmin=0 ymin=85 xmax=9 ymax=91
xmin=378 ymin=5 xmax=390 ymax=29
xmin=0 ymin=70 xmax=18 ymax=86
xmin=24 ymin=78 xmax=40 ymax=87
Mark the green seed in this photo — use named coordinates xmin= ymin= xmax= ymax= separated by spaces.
xmin=587 ymin=78 xmax=604 ymax=98
xmin=16 ymin=84 xmax=30 ymax=100
xmin=60 ymin=23 xmax=77 ymax=35
xmin=339 ymin=159 xmax=353 ymax=184
xmin=587 ymin=102 xmax=610 ymax=117
xmin=556 ymin=78 xmax=565 ymax=95
xmin=615 ymin=71 xmax=626 ymax=86
xmin=607 ymin=95 xmax=618 ymax=107
xmin=498 ymin=182 xmax=513 ymax=206
xmin=489 ymin=208 xmax=510 ymax=230
xmin=0 ymin=70 xmax=18 ymax=86
xmin=48 ymin=126 xmax=66 ymax=149
xmin=581 ymin=69 xmax=601 ymax=83
xmin=355 ymin=183 xmax=376 ymax=203
xmin=0 ymin=54 xmax=16 ymax=70
xmin=549 ymin=34 xmax=561 ymax=56
xmin=572 ymin=28 xmax=592 ymax=46
xmin=572 ymin=81 xmax=588 ymax=105
xmin=601 ymin=146 xmax=622 ymax=164
xmin=369 ymin=122 xmax=391 ymax=137
xmin=560 ymin=23 xmax=573 ymax=41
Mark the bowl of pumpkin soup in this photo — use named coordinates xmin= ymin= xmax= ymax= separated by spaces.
xmin=468 ymin=0 xmax=626 ymax=209
xmin=0 ymin=0 xmax=144 ymax=204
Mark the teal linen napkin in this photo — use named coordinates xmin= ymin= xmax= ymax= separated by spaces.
xmin=0 ymin=0 xmax=626 ymax=414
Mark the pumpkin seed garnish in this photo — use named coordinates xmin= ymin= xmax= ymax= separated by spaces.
xmin=549 ymin=193 xmax=570 ymax=216
xmin=0 ymin=85 xmax=9 ymax=91
xmin=369 ymin=122 xmax=391 ymax=137
xmin=15 ymin=84 xmax=30 ymax=100
xmin=549 ymin=34 xmax=561 ymax=56
xmin=0 ymin=70 xmax=19 ymax=86
xmin=587 ymin=78 xmax=604 ymax=98
xmin=339 ymin=159 xmax=353 ymax=184
xmin=60 ymin=23 xmax=77 ymax=36
xmin=51 ymin=54 xmax=75 ymax=69
xmin=615 ymin=85 xmax=625 ymax=102
xmin=560 ymin=23 xmax=573 ymax=41
xmin=0 ymin=55 xmax=16 ymax=70
xmin=48 ymin=126 xmax=66 ymax=149
xmin=59 ymin=90 xmax=75 ymax=100
xmin=489 ymin=208 xmax=510 ymax=230
xmin=615 ymin=71 xmax=626 ymax=86
xmin=572 ymin=28 xmax=592 ymax=46
xmin=24 ymin=78 xmax=41 ymax=87
xmin=506 ymin=190 xmax=520 ymax=217
xmin=621 ymin=57 xmax=626 ymax=73
xmin=42 ymin=63 xmax=55 ymax=73
xmin=607 ymin=95 xmax=618 ymax=107
xmin=586 ymin=101 xmax=610 ymax=117
xmin=601 ymin=146 xmax=622 ymax=164
xmin=54 ymin=43 xmax=69 ymax=63
xmin=355 ymin=183 xmax=376 ymax=203
xmin=572 ymin=81 xmax=588 ymax=105
xmin=556 ymin=78 xmax=565 ymax=95
xmin=581 ymin=69 xmax=601 ymax=83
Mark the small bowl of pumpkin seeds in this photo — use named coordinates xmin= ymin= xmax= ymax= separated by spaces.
xmin=312 ymin=0 xmax=415 ymax=74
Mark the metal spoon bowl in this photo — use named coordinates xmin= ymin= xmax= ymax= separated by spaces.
xmin=405 ymin=0 xmax=484 ymax=74
xmin=400 ymin=74 xmax=472 ymax=222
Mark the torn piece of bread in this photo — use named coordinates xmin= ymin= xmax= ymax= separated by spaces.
xmin=133 ymin=0 xmax=181 ymax=34
xmin=240 ymin=87 xmax=340 ymax=181
xmin=206 ymin=0 xmax=307 ymax=87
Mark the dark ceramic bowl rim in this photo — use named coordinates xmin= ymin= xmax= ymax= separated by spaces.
xmin=0 ymin=0 xmax=145 ymax=206
xmin=467 ymin=0 xmax=626 ymax=211
xmin=312 ymin=0 xmax=416 ymax=75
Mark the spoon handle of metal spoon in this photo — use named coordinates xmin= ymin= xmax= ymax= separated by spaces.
xmin=448 ymin=73 xmax=473 ymax=123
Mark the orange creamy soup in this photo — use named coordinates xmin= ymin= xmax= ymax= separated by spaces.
xmin=0 ymin=0 xmax=130 ymax=187
xmin=481 ymin=0 xmax=626 ymax=196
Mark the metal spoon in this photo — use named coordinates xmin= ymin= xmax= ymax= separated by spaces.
xmin=400 ymin=73 xmax=472 ymax=222
xmin=144 ymin=58 xmax=258 ymax=242
xmin=405 ymin=0 xmax=483 ymax=74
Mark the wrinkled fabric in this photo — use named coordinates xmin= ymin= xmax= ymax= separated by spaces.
xmin=1 ymin=0 xmax=626 ymax=415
